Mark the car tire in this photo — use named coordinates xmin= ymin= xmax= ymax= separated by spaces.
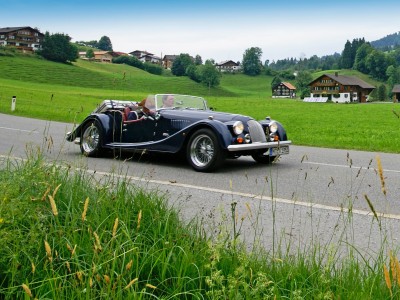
xmin=251 ymin=151 xmax=276 ymax=164
xmin=80 ymin=120 xmax=103 ymax=157
xmin=187 ymin=128 xmax=224 ymax=172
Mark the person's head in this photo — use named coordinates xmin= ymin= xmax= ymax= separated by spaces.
xmin=162 ymin=95 xmax=174 ymax=108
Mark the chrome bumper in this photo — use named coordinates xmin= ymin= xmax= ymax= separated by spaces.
xmin=227 ymin=140 xmax=291 ymax=152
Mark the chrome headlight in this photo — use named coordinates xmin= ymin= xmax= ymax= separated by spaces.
xmin=232 ymin=121 xmax=244 ymax=135
xmin=269 ymin=121 xmax=278 ymax=134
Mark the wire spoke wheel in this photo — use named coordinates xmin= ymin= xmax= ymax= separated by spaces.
xmin=187 ymin=128 xmax=224 ymax=172
xmin=80 ymin=121 xmax=102 ymax=156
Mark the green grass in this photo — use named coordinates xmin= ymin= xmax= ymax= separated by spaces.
xmin=1 ymin=55 xmax=399 ymax=153
xmin=0 ymin=152 xmax=396 ymax=299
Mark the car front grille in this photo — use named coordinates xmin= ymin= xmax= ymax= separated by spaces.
xmin=247 ymin=120 xmax=266 ymax=143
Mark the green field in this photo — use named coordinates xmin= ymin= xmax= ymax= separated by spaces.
xmin=1 ymin=55 xmax=399 ymax=153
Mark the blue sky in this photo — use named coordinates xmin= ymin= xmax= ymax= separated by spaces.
xmin=1 ymin=0 xmax=399 ymax=63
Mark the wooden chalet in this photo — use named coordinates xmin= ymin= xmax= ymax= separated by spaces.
xmin=272 ymin=82 xmax=296 ymax=98
xmin=308 ymin=73 xmax=375 ymax=103
xmin=0 ymin=26 xmax=44 ymax=52
xmin=93 ymin=51 xmax=113 ymax=63
xmin=162 ymin=55 xmax=178 ymax=69
xmin=392 ymin=84 xmax=400 ymax=103
xmin=215 ymin=60 xmax=241 ymax=72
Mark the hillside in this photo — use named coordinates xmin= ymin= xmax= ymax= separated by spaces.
xmin=371 ymin=31 xmax=400 ymax=49
xmin=0 ymin=56 xmax=235 ymax=97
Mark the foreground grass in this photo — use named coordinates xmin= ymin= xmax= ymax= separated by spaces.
xmin=0 ymin=152 xmax=397 ymax=299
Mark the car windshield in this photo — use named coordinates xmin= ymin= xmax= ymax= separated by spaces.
xmin=153 ymin=94 xmax=208 ymax=110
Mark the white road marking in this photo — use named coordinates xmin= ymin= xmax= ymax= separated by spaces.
xmin=2 ymin=154 xmax=400 ymax=220
xmin=0 ymin=126 xmax=39 ymax=134
xmin=304 ymin=161 xmax=400 ymax=174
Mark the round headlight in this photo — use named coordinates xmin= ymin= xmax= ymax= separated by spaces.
xmin=233 ymin=121 xmax=244 ymax=135
xmin=269 ymin=121 xmax=278 ymax=134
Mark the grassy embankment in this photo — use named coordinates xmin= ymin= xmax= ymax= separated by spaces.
xmin=0 ymin=152 xmax=397 ymax=299
xmin=1 ymin=55 xmax=399 ymax=153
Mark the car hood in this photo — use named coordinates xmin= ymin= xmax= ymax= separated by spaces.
xmin=160 ymin=109 xmax=252 ymax=123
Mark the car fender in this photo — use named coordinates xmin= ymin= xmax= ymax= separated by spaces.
xmin=184 ymin=119 xmax=233 ymax=150
xmin=67 ymin=113 xmax=115 ymax=144
xmin=259 ymin=120 xmax=288 ymax=141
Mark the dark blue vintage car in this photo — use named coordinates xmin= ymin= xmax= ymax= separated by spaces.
xmin=66 ymin=94 xmax=291 ymax=172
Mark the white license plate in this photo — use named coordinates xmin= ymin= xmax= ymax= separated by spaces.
xmin=270 ymin=146 xmax=289 ymax=156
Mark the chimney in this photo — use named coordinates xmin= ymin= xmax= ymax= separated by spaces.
xmin=335 ymin=72 xmax=338 ymax=77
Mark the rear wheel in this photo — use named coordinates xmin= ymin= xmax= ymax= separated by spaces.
xmin=187 ymin=128 xmax=224 ymax=172
xmin=80 ymin=121 xmax=103 ymax=157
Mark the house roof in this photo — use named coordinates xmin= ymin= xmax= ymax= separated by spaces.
xmin=129 ymin=50 xmax=154 ymax=56
xmin=163 ymin=55 xmax=178 ymax=61
xmin=282 ymin=82 xmax=296 ymax=90
xmin=392 ymin=84 xmax=400 ymax=93
xmin=0 ymin=26 xmax=44 ymax=36
xmin=310 ymin=73 xmax=375 ymax=89
xmin=216 ymin=60 xmax=239 ymax=66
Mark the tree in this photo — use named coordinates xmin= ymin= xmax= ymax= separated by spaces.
xmin=86 ymin=49 xmax=94 ymax=60
xmin=199 ymin=60 xmax=221 ymax=88
xmin=171 ymin=54 xmax=193 ymax=76
xmin=377 ymin=84 xmax=387 ymax=101
xmin=40 ymin=32 xmax=78 ymax=63
xmin=194 ymin=55 xmax=203 ymax=65
xmin=97 ymin=36 xmax=113 ymax=51
xmin=366 ymin=50 xmax=389 ymax=80
xmin=242 ymin=47 xmax=263 ymax=76
xmin=295 ymin=71 xmax=313 ymax=98
xmin=354 ymin=43 xmax=373 ymax=73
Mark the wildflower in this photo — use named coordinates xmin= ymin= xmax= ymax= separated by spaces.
xmin=93 ymin=232 xmax=102 ymax=252
xmin=112 ymin=218 xmax=119 ymax=238
xmin=384 ymin=264 xmax=392 ymax=296
xmin=104 ymin=275 xmax=110 ymax=284
xmin=82 ymin=197 xmax=89 ymax=222
xmin=48 ymin=195 xmax=58 ymax=216
xmin=376 ymin=155 xmax=387 ymax=196
xmin=44 ymin=240 xmax=52 ymax=263
xmin=126 ymin=259 xmax=133 ymax=271
xmin=124 ymin=278 xmax=138 ymax=289
xmin=146 ymin=283 xmax=157 ymax=289
xmin=21 ymin=283 xmax=33 ymax=298
xmin=137 ymin=210 xmax=142 ymax=230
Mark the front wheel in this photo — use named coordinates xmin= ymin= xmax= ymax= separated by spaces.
xmin=187 ymin=128 xmax=224 ymax=172
xmin=80 ymin=121 xmax=103 ymax=157
xmin=251 ymin=151 xmax=277 ymax=164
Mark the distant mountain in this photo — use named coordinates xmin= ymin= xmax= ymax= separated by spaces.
xmin=370 ymin=31 xmax=400 ymax=49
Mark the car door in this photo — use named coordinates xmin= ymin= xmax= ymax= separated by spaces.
xmin=122 ymin=118 xmax=157 ymax=143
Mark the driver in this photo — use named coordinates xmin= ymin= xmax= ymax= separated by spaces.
xmin=161 ymin=95 xmax=174 ymax=108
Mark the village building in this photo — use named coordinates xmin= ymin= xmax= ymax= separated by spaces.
xmin=93 ymin=51 xmax=113 ymax=63
xmin=392 ymin=84 xmax=400 ymax=103
xmin=0 ymin=26 xmax=44 ymax=52
xmin=162 ymin=55 xmax=178 ymax=69
xmin=215 ymin=60 xmax=241 ymax=72
xmin=307 ymin=73 xmax=375 ymax=103
xmin=272 ymin=82 xmax=296 ymax=98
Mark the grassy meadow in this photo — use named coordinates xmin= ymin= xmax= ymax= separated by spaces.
xmin=1 ymin=55 xmax=400 ymax=152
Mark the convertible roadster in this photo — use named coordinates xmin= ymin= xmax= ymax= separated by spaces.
xmin=66 ymin=94 xmax=291 ymax=172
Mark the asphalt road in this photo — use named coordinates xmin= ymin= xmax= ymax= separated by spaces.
xmin=1 ymin=113 xmax=400 ymax=257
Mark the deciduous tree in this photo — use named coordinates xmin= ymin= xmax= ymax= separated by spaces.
xmin=40 ymin=32 xmax=78 ymax=63
xmin=97 ymin=36 xmax=113 ymax=51
xmin=242 ymin=47 xmax=262 ymax=76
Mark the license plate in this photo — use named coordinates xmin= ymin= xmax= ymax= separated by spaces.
xmin=270 ymin=146 xmax=289 ymax=156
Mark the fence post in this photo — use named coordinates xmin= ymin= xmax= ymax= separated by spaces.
xmin=11 ymin=96 xmax=16 ymax=111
